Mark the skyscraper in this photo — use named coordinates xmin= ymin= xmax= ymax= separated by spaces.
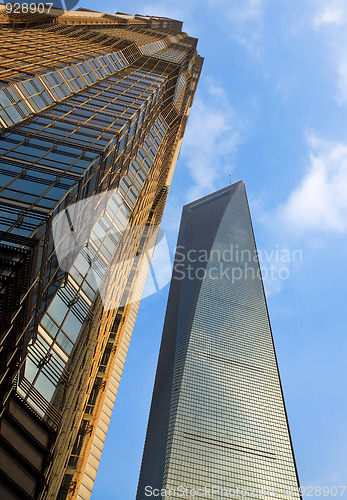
xmin=0 ymin=7 xmax=202 ymax=499
xmin=137 ymin=182 xmax=301 ymax=499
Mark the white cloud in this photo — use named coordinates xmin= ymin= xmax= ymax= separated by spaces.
xmin=180 ymin=81 xmax=242 ymax=201
xmin=254 ymin=129 xmax=347 ymax=296
xmin=313 ymin=3 xmax=344 ymax=27
xmin=275 ymin=131 xmax=347 ymax=235
xmin=161 ymin=81 xmax=245 ymax=247
xmin=208 ymin=0 xmax=267 ymax=56
xmin=311 ymin=0 xmax=347 ymax=105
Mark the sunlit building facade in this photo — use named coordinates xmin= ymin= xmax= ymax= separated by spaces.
xmin=137 ymin=182 xmax=301 ymax=499
xmin=0 ymin=7 xmax=202 ymax=499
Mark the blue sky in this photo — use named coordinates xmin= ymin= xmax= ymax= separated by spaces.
xmin=75 ymin=1 xmax=347 ymax=498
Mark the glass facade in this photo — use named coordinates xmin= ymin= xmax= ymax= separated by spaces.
xmin=0 ymin=9 xmax=202 ymax=500
xmin=137 ymin=182 xmax=301 ymax=499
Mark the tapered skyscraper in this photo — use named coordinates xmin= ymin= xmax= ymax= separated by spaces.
xmin=137 ymin=182 xmax=301 ymax=499
xmin=0 ymin=7 xmax=202 ymax=499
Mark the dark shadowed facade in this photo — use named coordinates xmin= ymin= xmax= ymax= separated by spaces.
xmin=137 ymin=182 xmax=301 ymax=499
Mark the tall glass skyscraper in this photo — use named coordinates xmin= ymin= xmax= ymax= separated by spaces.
xmin=137 ymin=182 xmax=301 ymax=499
xmin=0 ymin=7 xmax=202 ymax=499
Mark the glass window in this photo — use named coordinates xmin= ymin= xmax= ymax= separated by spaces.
xmin=62 ymin=311 xmax=82 ymax=343
xmin=4 ymin=105 xmax=22 ymax=123
xmin=56 ymin=331 xmax=73 ymax=354
xmin=81 ymin=278 xmax=97 ymax=301
xmin=48 ymin=294 xmax=67 ymax=325
xmin=73 ymin=253 xmax=90 ymax=276
xmin=41 ymin=313 xmax=59 ymax=337
xmin=0 ymin=91 xmax=12 ymax=107
xmin=24 ymin=357 xmax=37 ymax=383
xmin=34 ymin=372 xmax=56 ymax=401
